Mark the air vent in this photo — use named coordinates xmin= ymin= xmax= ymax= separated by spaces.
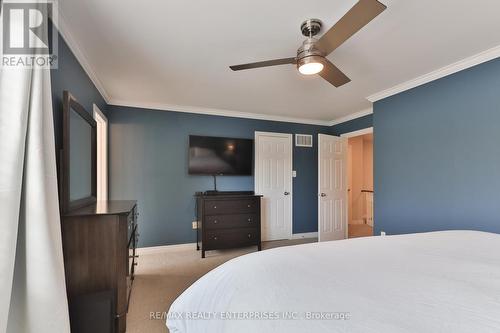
xmin=295 ymin=134 xmax=313 ymax=147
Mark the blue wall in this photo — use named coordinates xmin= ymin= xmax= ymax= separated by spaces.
xmin=49 ymin=23 xmax=373 ymax=247
xmin=331 ymin=114 xmax=373 ymax=135
xmin=107 ymin=106 xmax=338 ymax=247
xmin=374 ymin=58 xmax=500 ymax=235
xmin=51 ymin=30 xmax=107 ymax=153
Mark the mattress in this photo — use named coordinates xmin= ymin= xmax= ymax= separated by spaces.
xmin=167 ymin=231 xmax=500 ymax=333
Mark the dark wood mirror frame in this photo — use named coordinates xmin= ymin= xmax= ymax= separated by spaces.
xmin=61 ymin=90 xmax=97 ymax=213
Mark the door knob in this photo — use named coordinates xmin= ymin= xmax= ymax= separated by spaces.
xmin=320 ymin=193 xmax=327 ymax=197
xmin=284 ymin=191 xmax=290 ymax=195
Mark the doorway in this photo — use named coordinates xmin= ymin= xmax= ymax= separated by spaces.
xmin=254 ymin=132 xmax=293 ymax=241
xmin=342 ymin=128 xmax=373 ymax=238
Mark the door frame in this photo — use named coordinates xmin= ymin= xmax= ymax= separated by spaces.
xmin=254 ymin=131 xmax=293 ymax=241
xmin=340 ymin=127 xmax=374 ymax=238
xmin=340 ymin=127 xmax=373 ymax=138
xmin=93 ymin=104 xmax=108 ymax=201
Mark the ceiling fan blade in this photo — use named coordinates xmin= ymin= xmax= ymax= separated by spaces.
xmin=319 ymin=59 xmax=351 ymax=87
xmin=316 ymin=0 xmax=386 ymax=56
xmin=230 ymin=57 xmax=296 ymax=71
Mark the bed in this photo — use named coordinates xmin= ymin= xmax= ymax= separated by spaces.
xmin=166 ymin=231 xmax=500 ymax=333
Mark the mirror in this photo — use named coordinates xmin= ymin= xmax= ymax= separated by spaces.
xmin=62 ymin=91 xmax=97 ymax=212
xmin=69 ymin=108 xmax=93 ymax=201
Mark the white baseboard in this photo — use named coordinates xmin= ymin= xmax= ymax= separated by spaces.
xmin=291 ymin=232 xmax=318 ymax=239
xmin=137 ymin=234 xmax=318 ymax=254
xmin=136 ymin=242 xmax=197 ymax=255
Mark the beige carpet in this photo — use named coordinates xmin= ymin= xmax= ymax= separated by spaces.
xmin=348 ymin=224 xmax=373 ymax=238
xmin=126 ymin=238 xmax=317 ymax=333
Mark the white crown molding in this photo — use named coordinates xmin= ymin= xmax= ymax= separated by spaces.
xmin=53 ymin=7 xmax=370 ymax=127
xmin=53 ymin=7 xmax=365 ymax=127
xmin=328 ymin=107 xmax=373 ymax=126
xmin=108 ymin=98 xmax=333 ymax=126
xmin=53 ymin=9 xmax=500 ymax=126
xmin=340 ymin=126 xmax=373 ymax=138
xmin=367 ymin=44 xmax=500 ymax=102
xmin=53 ymin=9 xmax=111 ymax=103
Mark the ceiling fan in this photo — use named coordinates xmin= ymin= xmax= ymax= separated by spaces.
xmin=229 ymin=0 xmax=386 ymax=87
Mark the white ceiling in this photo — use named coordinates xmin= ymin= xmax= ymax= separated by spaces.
xmin=58 ymin=0 xmax=500 ymax=123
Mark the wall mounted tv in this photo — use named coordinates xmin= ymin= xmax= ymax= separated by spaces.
xmin=188 ymin=135 xmax=253 ymax=175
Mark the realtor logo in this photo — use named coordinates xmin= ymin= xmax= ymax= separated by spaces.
xmin=2 ymin=0 xmax=58 ymax=68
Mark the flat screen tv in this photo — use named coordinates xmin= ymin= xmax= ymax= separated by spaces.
xmin=188 ymin=135 xmax=253 ymax=175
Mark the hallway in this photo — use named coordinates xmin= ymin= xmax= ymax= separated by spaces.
xmin=348 ymin=224 xmax=373 ymax=238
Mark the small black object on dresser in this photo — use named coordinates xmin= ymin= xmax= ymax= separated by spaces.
xmin=195 ymin=193 xmax=262 ymax=258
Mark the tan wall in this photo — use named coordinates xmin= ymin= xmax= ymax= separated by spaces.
xmin=363 ymin=137 xmax=373 ymax=190
xmin=347 ymin=134 xmax=373 ymax=224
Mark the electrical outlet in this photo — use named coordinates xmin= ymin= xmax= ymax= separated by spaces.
xmin=292 ymin=170 xmax=297 ymax=178
xmin=380 ymin=231 xmax=386 ymax=236
xmin=192 ymin=221 xmax=198 ymax=229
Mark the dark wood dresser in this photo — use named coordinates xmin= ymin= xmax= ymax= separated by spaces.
xmin=196 ymin=194 xmax=262 ymax=258
xmin=62 ymin=200 xmax=138 ymax=333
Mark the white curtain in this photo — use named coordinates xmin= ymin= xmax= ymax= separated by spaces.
xmin=0 ymin=4 xmax=71 ymax=333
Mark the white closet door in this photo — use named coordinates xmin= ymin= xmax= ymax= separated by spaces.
xmin=255 ymin=132 xmax=293 ymax=241
xmin=318 ymin=134 xmax=347 ymax=242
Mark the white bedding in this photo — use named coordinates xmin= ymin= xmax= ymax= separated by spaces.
xmin=166 ymin=231 xmax=500 ymax=333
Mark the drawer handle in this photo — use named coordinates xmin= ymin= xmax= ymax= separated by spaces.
xmin=247 ymin=204 xmax=251 ymax=208
xmin=116 ymin=312 xmax=127 ymax=318
xmin=247 ymin=234 xmax=252 ymax=238
xmin=213 ymin=236 xmax=218 ymax=241
xmin=213 ymin=220 xmax=218 ymax=224
xmin=213 ymin=206 xmax=217 ymax=209
xmin=247 ymin=218 xmax=252 ymax=222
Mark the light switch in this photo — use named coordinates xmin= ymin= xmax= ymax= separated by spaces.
xmin=292 ymin=170 xmax=297 ymax=178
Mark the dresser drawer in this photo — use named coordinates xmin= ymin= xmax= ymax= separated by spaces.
xmin=204 ymin=198 xmax=259 ymax=215
xmin=205 ymin=214 xmax=258 ymax=230
xmin=204 ymin=228 xmax=259 ymax=250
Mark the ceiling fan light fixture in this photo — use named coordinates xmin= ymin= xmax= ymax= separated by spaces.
xmin=297 ymin=56 xmax=324 ymax=75
xmin=229 ymin=0 xmax=387 ymax=87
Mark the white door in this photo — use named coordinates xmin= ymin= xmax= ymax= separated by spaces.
xmin=318 ymin=134 xmax=347 ymax=242
xmin=255 ymin=132 xmax=293 ymax=241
